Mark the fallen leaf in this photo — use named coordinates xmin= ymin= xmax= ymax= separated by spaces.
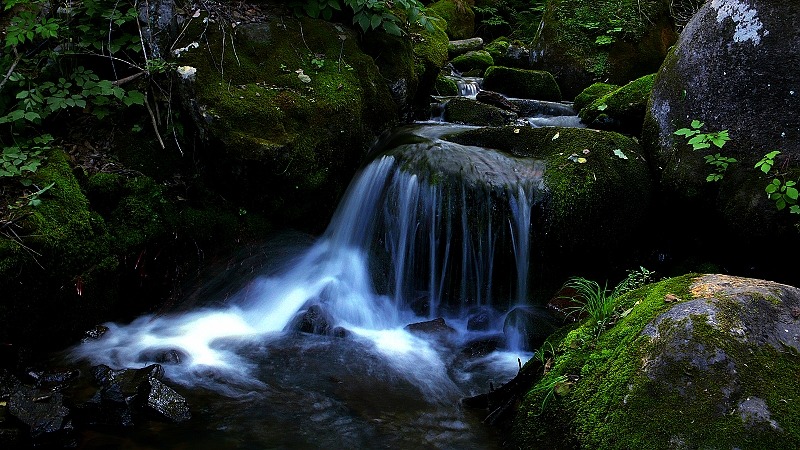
xmin=552 ymin=132 xmax=560 ymax=140
xmin=664 ymin=293 xmax=680 ymax=303
xmin=577 ymin=157 xmax=587 ymax=163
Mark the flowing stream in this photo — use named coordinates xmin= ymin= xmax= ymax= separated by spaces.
xmin=67 ymin=80 xmax=582 ymax=448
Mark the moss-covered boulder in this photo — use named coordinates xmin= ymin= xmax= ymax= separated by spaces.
xmin=572 ymin=82 xmax=619 ymax=113
xmin=447 ymin=37 xmax=484 ymax=58
xmin=434 ymin=75 xmax=460 ymax=96
xmin=450 ymin=50 xmax=494 ymax=75
xmin=428 ymin=0 xmax=476 ymax=40
xmin=444 ymin=126 xmax=652 ymax=291
xmin=642 ymin=0 xmax=800 ymax=278
xmin=0 ymin=147 xmax=268 ymax=355
xmin=530 ymin=0 xmax=678 ymax=99
xmin=174 ymin=16 xmax=398 ymax=229
xmin=512 ymin=273 xmax=800 ymax=449
xmin=579 ymin=73 xmax=655 ymax=135
xmin=481 ymin=66 xmax=561 ymax=101
xmin=443 ymin=97 xmax=516 ymax=125
xmin=484 ymin=37 xmax=531 ymax=69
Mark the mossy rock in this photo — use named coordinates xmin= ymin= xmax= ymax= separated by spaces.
xmin=572 ymin=82 xmax=619 ymax=112
xmin=175 ymin=16 xmax=397 ymax=229
xmin=578 ymin=73 xmax=655 ymax=135
xmin=481 ymin=66 xmax=562 ymax=101
xmin=450 ymin=50 xmax=494 ymax=75
xmin=641 ymin=0 xmax=800 ymax=281
xmin=443 ymin=97 xmax=516 ymax=126
xmin=512 ymin=274 xmax=800 ymax=449
xmin=444 ymin=126 xmax=652 ymax=287
xmin=530 ymin=0 xmax=677 ymax=99
xmin=484 ymin=37 xmax=510 ymax=61
xmin=428 ymin=0 xmax=476 ymax=40
xmin=447 ymin=37 xmax=485 ymax=58
xmin=434 ymin=75 xmax=459 ymax=96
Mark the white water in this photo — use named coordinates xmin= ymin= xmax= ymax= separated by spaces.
xmin=71 ymin=148 xmax=537 ymax=400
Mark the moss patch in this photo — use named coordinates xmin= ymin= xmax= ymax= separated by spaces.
xmin=572 ymin=82 xmax=619 ymax=112
xmin=428 ymin=0 xmax=476 ymax=40
xmin=578 ymin=73 xmax=656 ymax=135
xmin=450 ymin=50 xmax=494 ymax=75
xmin=512 ymin=274 xmax=800 ymax=449
xmin=482 ymin=66 xmax=561 ymax=101
xmin=443 ymin=97 xmax=514 ymax=126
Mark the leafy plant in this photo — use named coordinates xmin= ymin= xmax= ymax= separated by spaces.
xmin=754 ymin=151 xmax=800 ymax=214
xmin=561 ymin=277 xmax=619 ymax=338
xmin=529 ymin=374 xmax=569 ymax=416
xmin=674 ymin=120 xmax=730 ymax=151
xmin=675 ymin=120 xmax=734 ymax=182
xmin=289 ymin=0 xmax=434 ymax=36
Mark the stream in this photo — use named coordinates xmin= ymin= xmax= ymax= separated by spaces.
xmin=63 ymin=77 xmax=583 ymax=449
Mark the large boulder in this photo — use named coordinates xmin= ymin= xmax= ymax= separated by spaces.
xmin=174 ymin=15 xmax=398 ymax=229
xmin=482 ymin=66 xmax=562 ymax=101
xmin=444 ymin=126 xmax=652 ymax=293
xmin=642 ymin=0 xmax=800 ymax=279
xmin=443 ymin=97 xmax=517 ymax=125
xmin=530 ymin=0 xmax=678 ymax=98
xmin=512 ymin=274 xmax=800 ymax=449
xmin=428 ymin=0 xmax=476 ymax=40
xmin=578 ymin=73 xmax=656 ymax=135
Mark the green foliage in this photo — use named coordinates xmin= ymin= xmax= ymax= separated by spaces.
xmin=757 ymin=151 xmax=800 ymax=214
xmin=473 ymin=5 xmax=508 ymax=27
xmin=674 ymin=120 xmax=730 ymax=151
xmin=675 ymin=120 xmax=734 ymax=182
xmin=289 ymin=0 xmax=434 ymax=36
xmin=1 ymin=0 xmax=150 ymax=184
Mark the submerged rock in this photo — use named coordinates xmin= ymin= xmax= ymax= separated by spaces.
xmin=405 ymin=317 xmax=457 ymax=336
xmin=286 ymin=304 xmax=335 ymax=336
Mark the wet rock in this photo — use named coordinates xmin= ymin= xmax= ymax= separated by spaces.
xmin=405 ymin=317 xmax=456 ymax=336
xmin=450 ymin=50 xmax=494 ymax=76
xmin=81 ymin=325 xmax=109 ymax=343
xmin=509 ymin=99 xmax=575 ymax=117
xmin=137 ymin=348 xmax=188 ymax=365
xmin=82 ymin=363 xmax=190 ymax=427
xmin=503 ymin=305 xmax=559 ymax=351
xmin=459 ymin=335 xmax=504 ymax=359
xmin=578 ymin=73 xmax=655 ymax=135
xmin=482 ymin=66 xmax=561 ymax=101
xmin=466 ymin=307 xmax=499 ymax=331
xmin=8 ymin=386 xmax=71 ymax=441
xmin=25 ymin=368 xmax=80 ymax=390
xmin=443 ymin=97 xmax=517 ymax=126
xmin=475 ymin=90 xmax=519 ymax=113
xmin=286 ymin=304 xmax=334 ymax=335
xmin=447 ymin=37 xmax=484 ymax=58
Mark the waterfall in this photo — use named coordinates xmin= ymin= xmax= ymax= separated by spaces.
xmin=70 ymin=125 xmax=543 ymax=399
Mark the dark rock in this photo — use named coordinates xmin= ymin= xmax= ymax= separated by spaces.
xmin=476 ymin=90 xmax=519 ymax=113
xmin=444 ymin=97 xmax=517 ymax=126
xmin=83 ymin=363 xmax=190 ymax=426
xmin=25 ymin=368 xmax=80 ymax=390
xmin=466 ymin=307 xmax=499 ymax=331
xmin=579 ymin=73 xmax=655 ymax=135
xmin=144 ymin=378 xmax=191 ymax=423
xmin=137 ymin=348 xmax=188 ymax=365
xmin=332 ymin=327 xmax=350 ymax=339
xmin=482 ymin=66 xmax=561 ymax=101
xmin=286 ymin=304 xmax=334 ymax=335
xmin=0 ymin=344 xmax=17 ymax=370
xmin=81 ymin=325 xmax=109 ymax=343
xmin=503 ymin=305 xmax=559 ymax=351
xmin=8 ymin=386 xmax=70 ymax=440
xmin=642 ymin=0 xmax=800 ymax=274
xmin=405 ymin=317 xmax=456 ymax=336
xmin=545 ymin=285 xmax=583 ymax=324
xmin=510 ymin=99 xmax=576 ymax=117
xmin=459 ymin=335 xmax=504 ymax=359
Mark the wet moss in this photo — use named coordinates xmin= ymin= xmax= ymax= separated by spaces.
xmin=450 ymin=50 xmax=494 ymax=75
xmin=513 ymin=274 xmax=800 ymax=448
xmin=434 ymin=75 xmax=459 ymax=96
xmin=578 ymin=73 xmax=656 ymax=135
xmin=176 ymin=15 xmax=397 ymax=228
xmin=484 ymin=37 xmax=510 ymax=62
xmin=428 ymin=0 xmax=476 ymax=40
xmin=482 ymin=66 xmax=561 ymax=101
xmin=443 ymin=97 xmax=514 ymax=126
xmin=572 ymin=82 xmax=619 ymax=112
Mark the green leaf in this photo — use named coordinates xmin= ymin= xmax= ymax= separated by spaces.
xmin=690 ymin=119 xmax=703 ymax=129
xmin=381 ymin=20 xmax=403 ymax=36
xmin=787 ymin=187 xmax=799 ymax=201
xmin=765 ymin=183 xmax=778 ymax=194
xmin=370 ymin=14 xmax=382 ymax=29
xmin=674 ymin=128 xmax=697 ymax=137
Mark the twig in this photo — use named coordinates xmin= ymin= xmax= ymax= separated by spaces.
xmin=0 ymin=48 xmax=22 ymax=94
xmin=109 ymin=0 xmax=123 ymax=79
xmin=299 ymin=21 xmax=313 ymax=54
xmin=144 ymin=92 xmax=165 ymax=149
xmin=112 ymin=71 xmax=146 ymax=86
xmin=135 ymin=0 xmax=151 ymax=68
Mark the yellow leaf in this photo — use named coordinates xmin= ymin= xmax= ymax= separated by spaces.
xmin=577 ymin=157 xmax=587 ymax=163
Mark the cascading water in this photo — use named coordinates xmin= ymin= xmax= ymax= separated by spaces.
xmin=66 ymin=85 xmax=578 ymax=449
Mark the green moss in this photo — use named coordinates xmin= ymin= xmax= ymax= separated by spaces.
xmin=578 ymin=73 xmax=656 ymax=135
xmin=434 ymin=75 xmax=459 ymax=96
xmin=573 ymin=82 xmax=619 ymax=112
xmin=450 ymin=50 xmax=494 ymax=75
xmin=513 ymin=274 xmax=800 ymax=448
xmin=176 ymin=15 xmax=397 ymax=227
xmin=482 ymin=66 xmax=562 ymax=101
xmin=443 ymin=97 xmax=513 ymax=126
xmin=484 ymin=37 xmax=511 ymax=61
xmin=428 ymin=0 xmax=476 ymax=40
